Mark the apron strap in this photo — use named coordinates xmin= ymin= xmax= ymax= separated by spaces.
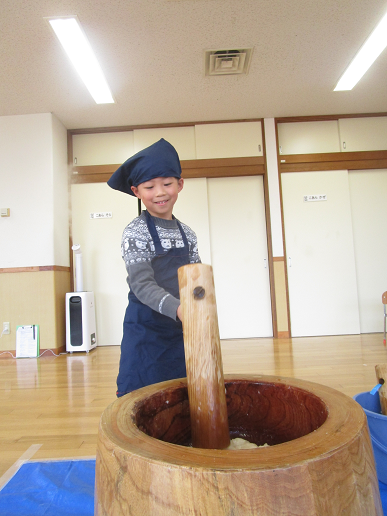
xmin=176 ymin=219 xmax=189 ymax=248
xmin=145 ymin=210 xmax=189 ymax=256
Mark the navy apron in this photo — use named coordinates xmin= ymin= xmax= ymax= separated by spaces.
xmin=116 ymin=210 xmax=190 ymax=397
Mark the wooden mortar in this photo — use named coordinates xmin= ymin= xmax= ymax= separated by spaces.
xmin=95 ymin=375 xmax=382 ymax=515
xmin=95 ymin=264 xmax=382 ymax=515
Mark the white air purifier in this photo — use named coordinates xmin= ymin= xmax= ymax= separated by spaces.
xmin=66 ymin=245 xmax=97 ymax=353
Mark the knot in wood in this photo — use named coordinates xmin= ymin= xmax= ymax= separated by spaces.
xmin=193 ymin=286 xmax=205 ymax=299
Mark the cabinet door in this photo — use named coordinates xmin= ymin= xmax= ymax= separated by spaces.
xmin=338 ymin=117 xmax=387 ymax=152
xmin=281 ymin=170 xmax=360 ymax=337
xmin=207 ymin=176 xmax=272 ymax=339
xmin=277 ymin=120 xmax=340 ymax=155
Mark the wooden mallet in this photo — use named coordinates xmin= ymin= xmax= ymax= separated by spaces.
xmin=178 ymin=263 xmax=230 ymax=449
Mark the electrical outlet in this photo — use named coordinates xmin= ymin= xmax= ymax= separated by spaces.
xmin=3 ymin=322 xmax=10 ymax=334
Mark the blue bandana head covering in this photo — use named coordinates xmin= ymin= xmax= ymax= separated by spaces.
xmin=107 ymin=138 xmax=182 ymax=196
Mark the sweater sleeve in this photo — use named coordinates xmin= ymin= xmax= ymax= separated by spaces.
xmin=121 ymin=216 xmax=180 ymax=320
xmin=126 ymin=261 xmax=180 ymax=320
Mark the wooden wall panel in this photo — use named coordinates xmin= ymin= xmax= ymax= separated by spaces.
xmin=0 ymin=270 xmax=70 ymax=353
xmin=71 ymin=157 xmax=266 ymax=184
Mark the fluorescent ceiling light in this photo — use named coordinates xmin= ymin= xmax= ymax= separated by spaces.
xmin=334 ymin=11 xmax=387 ymax=91
xmin=47 ymin=16 xmax=114 ymax=104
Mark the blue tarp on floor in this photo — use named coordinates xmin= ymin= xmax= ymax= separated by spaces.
xmin=0 ymin=459 xmax=386 ymax=515
xmin=0 ymin=460 xmax=94 ymax=516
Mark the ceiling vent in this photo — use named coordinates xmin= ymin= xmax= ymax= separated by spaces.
xmin=204 ymin=48 xmax=253 ymax=76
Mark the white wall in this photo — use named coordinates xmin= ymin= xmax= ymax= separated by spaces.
xmin=0 ymin=113 xmax=68 ymax=268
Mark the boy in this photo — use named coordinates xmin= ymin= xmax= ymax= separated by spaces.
xmin=107 ymin=138 xmax=200 ymax=397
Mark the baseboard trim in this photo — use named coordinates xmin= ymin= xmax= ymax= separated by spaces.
xmin=277 ymin=331 xmax=290 ymax=339
xmin=0 ymin=345 xmax=67 ymax=359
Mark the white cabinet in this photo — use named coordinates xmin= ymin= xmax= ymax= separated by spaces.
xmin=338 ymin=117 xmax=387 ymax=152
xmin=133 ymin=127 xmax=196 ymax=159
xmin=277 ymin=117 xmax=387 ymax=155
xmin=72 ymin=126 xmax=197 ymax=165
xmin=277 ymin=121 xmax=340 ymax=155
xmin=72 ymin=131 xmax=134 ymax=166
xmin=195 ymin=122 xmax=263 ymax=158
xmin=72 ymin=122 xmax=264 ymax=165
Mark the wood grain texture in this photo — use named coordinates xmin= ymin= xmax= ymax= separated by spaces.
xmin=279 ymin=150 xmax=387 ymax=163
xmin=0 ymin=265 xmax=70 ymax=274
xmin=375 ymin=364 xmax=387 ymax=415
xmin=279 ymin=150 xmax=387 ymax=173
xmin=275 ymin=112 xmax=387 ymax=124
xmin=280 ymin=159 xmax=387 ymax=173
xmin=95 ymin=375 xmax=382 ymax=516
xmin=178 ymin=263 xmax=230 ymax=449
xmin=68 ymin=118 xmax=262 ymax=136
xmin=71 ymin=156 xmax=265 ymax=184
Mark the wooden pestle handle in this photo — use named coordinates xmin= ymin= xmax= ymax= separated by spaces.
xmin=375 ymin=364 xmax=387 ymax=415
xmin=178 ymin=263 xmax=230 ymax=449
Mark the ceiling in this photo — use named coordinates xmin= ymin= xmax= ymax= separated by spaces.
xmin=1 ymin=0 xmax=387 ymax=130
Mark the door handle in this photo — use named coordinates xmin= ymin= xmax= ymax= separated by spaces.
xmin=288 ymin=257 xmax=292 ymax=267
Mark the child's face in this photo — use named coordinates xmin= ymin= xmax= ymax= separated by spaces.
xmin=131 ymin=177 xmax=184 ymax=219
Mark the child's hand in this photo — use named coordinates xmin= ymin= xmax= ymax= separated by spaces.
xmin=177 ymin=305 xmax=182 ymax=321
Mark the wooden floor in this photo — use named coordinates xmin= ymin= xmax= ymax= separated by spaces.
xmin=1 ymin=333 xmax=386 ymax=480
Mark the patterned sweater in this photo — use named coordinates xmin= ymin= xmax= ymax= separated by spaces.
xmin=121 ymin=211 xmax=200 ymax=320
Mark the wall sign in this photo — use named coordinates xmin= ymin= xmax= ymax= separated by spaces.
xmin=303 ymin=195 xmax=327 ymax=202
xmin=90 ymin=212 xmax=112 ymax=219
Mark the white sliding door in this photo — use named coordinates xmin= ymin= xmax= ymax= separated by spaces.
xmin=72 ymin=179 xmax=212 ymax=347
xmin=71 ymin=176 xmax=272 ymax=344
xmin=71 ymin=183 xmax=138 ymax=346
xmin=207 ymin=176 xmax=272 ymax=339
xmin=349 ymin=169 xmax=387 ymax=333
xmin=282 ymin=170 xmax=360 ymax=337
